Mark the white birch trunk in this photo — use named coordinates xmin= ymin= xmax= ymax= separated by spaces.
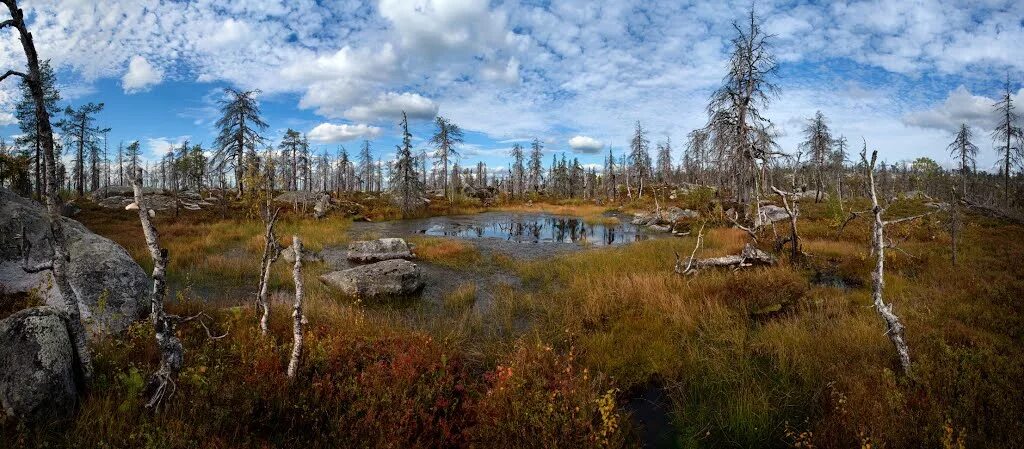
xmin=132 ymin=167 xmax=185 ymax=408
xmin=286 ymin=235 xmax=305 ymax=378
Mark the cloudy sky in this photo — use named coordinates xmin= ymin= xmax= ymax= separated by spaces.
xmin=1 ymin=0 xmax=1022 ymax=171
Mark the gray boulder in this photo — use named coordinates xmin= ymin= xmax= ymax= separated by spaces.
xmin=347 ymin=238 xmax=415 ymax=263
xmin=760 ymin=205 xmax=791 ymax=223
xmin=1 ymin=187 xmax=148 ymax=333
xmin=280 ymin=245 xmax=323 ymax=264
xmin=0 ymin=306 xmax=78 ymax=422
xmin=631 ymin=207 xmax=699 ymax=228
xmin=320 ymin=259 xmax=424 ymax=298
xmin=313 ymin=193 xmax=332 ymax=219
xmin=664 ymin=206 xmax=699 ymax=221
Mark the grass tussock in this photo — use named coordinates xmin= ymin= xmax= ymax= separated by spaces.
xmin=407 ymin=236 xmax=482 ymax=269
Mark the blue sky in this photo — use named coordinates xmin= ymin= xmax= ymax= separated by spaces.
xmin=1 ymin=0 xmax=1022 ymax=172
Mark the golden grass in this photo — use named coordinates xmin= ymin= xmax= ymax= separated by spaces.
xmin=406 ymin=236 xmax=482 ymax=269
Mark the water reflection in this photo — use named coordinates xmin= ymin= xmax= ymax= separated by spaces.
xmin=422 ymin=214 xmax=647 ymax=246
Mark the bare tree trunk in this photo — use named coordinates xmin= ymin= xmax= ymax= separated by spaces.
xmin=3 ymin=0 xmax=93 ymax=383
xmin=837 ymin=172 xmax=844 ymax=212
xmin=286 ymin=235 xmax=304 ymax=378
xmin=865 ymin=150 xmax=912 ymax=375
xmin=771 ymin=186 xmax=800 ymax=260
xmin=257 ymin=206 xmax=281 ymax=335
xmin=131 ymin=167 xmax=182 ymax=409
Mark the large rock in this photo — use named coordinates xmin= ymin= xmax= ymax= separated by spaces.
xmin=0 ymin=306 xmax=78 ymax=422
xmin=347 ymin=238 xmax=415 ymax=263
xmin=280 ymin=245 xmax=323 ymax=264
xmin=320 ymin=259 xmax=424 ymax=298
xmin=313 ymin=193 xmax=332 ymax=219
xmin=760 ymin=205 xmax=791 ymax=223
xmin=1 ymin=188 xmax=148 ymax=333
xmin=631 ymin=207 xmax=699 ymax=229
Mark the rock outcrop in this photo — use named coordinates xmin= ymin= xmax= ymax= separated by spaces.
xmin=320 ymin=259 xmax=424 ymax=298
xmin=313 ymin=193 xmax=332 ymax=219
xmin=280 ymin=245 xmax=323 ymax=264
xmin=347 ymin=238 xmax=415 ymax=263
xmin=1 ymin=187 xmax=148 ymax=333
xmin=0 ymin=306 xmax=79 ymax=422
xmin=759 ymin=205 xmax=791 ymax=223
xmin=631 ymin=207 xmax=700 ymax=233
xmin=91 ymin=187 xmax=211 ymax=211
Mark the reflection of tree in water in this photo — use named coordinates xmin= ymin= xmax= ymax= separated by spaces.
xmin=421 ymin=214 xmax=649 ymax=246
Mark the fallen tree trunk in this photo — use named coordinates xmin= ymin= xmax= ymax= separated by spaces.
xmin=960 ymin=198 xmax=1023 ymax=225
xmin=678 ymin=243 xmax=777 ymax=275
xmin=693 ymin=244 xmax=777 ymax=269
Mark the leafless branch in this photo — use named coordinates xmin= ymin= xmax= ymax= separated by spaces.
xmin=0 ymin=69 xmax=26 ymax=83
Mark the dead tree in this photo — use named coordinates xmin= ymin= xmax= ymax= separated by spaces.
xmin=771 ymin=186 xmax=801 ymax=260
xmin=675 ymin=223 xmax=706 ymax=275
xmin=3 ymin=0 xmax=93 ymax=382
xmin=948 ymin=188 xmax=962 ymax=266
xmin=132 ymin=167 xmax=225 ymax=408
xmin=257 ymin=204 xmax=282 ymax=335
xmin=131 ymin=167 xmax=180 ymax=408
xmin=286 ymin=235 xmax=305 ymax=378
xmin=676 ymin=229 xmax=776 ymax=276
xmin=863 ymin=148 xmax=919 ymax=376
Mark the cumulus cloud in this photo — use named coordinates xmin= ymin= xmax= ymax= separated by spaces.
xmin=482 ymin=57 xmax=520 ymax=84
xmin=0 ymin=112 xmax=16 ymax=127
xmin=902 ymin=86 xmax=996 ymax=131
xmin=378 ymin=0 xmax=514 ymax=60
xmin=308 ymin=123 xmax=383 ymax=143
xmin=202 ymin=18 xmax=252 ymax=50
xmin=122 ymin=56 xmax=163 ymax=93
xmin=145 ymin=136 xmax=191 ymax=158
xmin=568 ymin=135 xmax=603 ymax=153
xmin=344 ymin=92 xmax=439 ymax=122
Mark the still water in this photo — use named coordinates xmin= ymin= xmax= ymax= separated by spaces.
xmin=419 ymin=213 xmax=647 ymax=246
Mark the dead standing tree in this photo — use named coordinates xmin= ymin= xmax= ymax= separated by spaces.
xmin=2 ymin=0 xmax=94 ymax=382
xmin=862 ymin=147 xmax=931 ymax=376
xmin=770 ymin=186 xmax=801 ymax=260
xmin=131 ymin=167 xmax=224 ymax=409
xmin=286 ymin=235 xmax=305 ymax=378
xmin=257 ymin=203 xmax=281 ymax=335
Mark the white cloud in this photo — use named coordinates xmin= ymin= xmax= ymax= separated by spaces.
xmin=568 ymin=135 xmax=603 ymax=153
xmin=122 ymin=56 xmax=163 ymax=93
xmin=481 ymin=57 xmax=520 ymax=84
xmin=202 ymin=18 xmax=252 ymax=50
xmin=902 ymin=86 xmax=1000 ymax=131
xmin=308 ymin=123 xmax=383 ymax=143
xmin=144 ymin=136 xmax=191 ymax=159
xmin=344 ymin=92 xmax=439 ymax=121
xmin=378 ymin=0 xmax=514 ymax=60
